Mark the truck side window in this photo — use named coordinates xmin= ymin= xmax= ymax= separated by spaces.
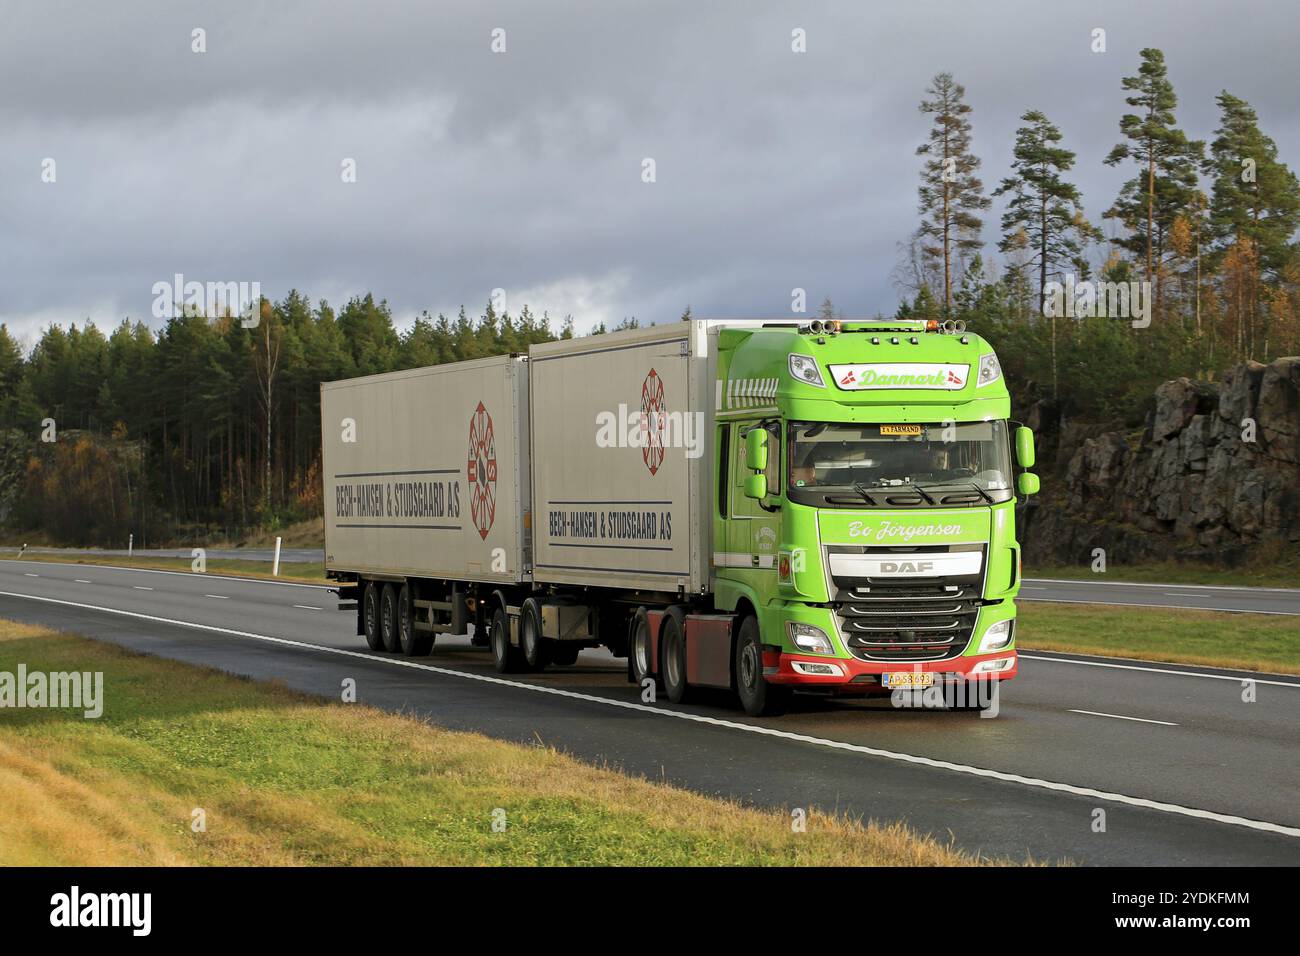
xmin=717 ymin=425 xmax=730 ymax=516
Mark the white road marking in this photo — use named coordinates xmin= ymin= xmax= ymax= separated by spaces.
xmin=133 ymin=586 xmax=153 ymax=591
xmin=1020 ymin=586 xmax=1047 ymax=590
xmin=0 ymin=588 xmax=1297 ymax=841
xmin=23 ymin=573 xmax=38 ymax=577
xmin=75 ymin=579 xmax=91 ymax=584
xmin=1019 ymin=653 xmax=1300 ymax=688
xmin=1069 ymin=709 xmax=1178 ymax=727
xmin=1165 ymin=592 xmax=1211 ymax=598
xmin=1018 ymin=596 xmax=1296 ymax=616
xmin=0 ymin=559 xmax=329 ymax=590
xmin=293 ymin=604 xmax=322 ymax=611
xmin=205 ymin=594 xmax=228 ymax=600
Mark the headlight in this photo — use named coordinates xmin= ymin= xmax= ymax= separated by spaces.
xmin=978 ymin=619 xmax=1014 ymax=654
xmin=788 ymin=353 xmax=825 ymax=388
xmin=787 ymin=621 xmax=834 ymax=655
xmin=977 ymin=353 xmax=1002 ymax=387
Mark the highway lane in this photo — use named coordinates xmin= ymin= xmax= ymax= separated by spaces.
xmin=1 ymin=558 xmax=1297 ymax=865
xmin=3 ymin=547 xmax=1296 ymax=614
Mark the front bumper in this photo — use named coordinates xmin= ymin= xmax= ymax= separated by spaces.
xmin=764 ymin=648 xmax=1018 ymax=690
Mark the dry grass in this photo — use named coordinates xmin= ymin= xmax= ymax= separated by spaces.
xmin=0 ymin=619 xmax=1007 ymax=867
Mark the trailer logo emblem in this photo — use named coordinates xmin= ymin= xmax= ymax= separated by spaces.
xmin=640 ymin=369 xmax=666 ymax=475
xmin=467 ymin=402 xmax=497 ymax=539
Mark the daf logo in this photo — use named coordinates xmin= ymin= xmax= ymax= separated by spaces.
xmin=879 ymin=560 xmax=935 ymax=574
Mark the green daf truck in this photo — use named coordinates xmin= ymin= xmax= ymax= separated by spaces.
xmin=322 ymin=318 xmax=1039 ymax=716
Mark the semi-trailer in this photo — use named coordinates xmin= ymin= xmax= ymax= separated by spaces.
xmin=321 ymin=318 xmax=1039 ymax=715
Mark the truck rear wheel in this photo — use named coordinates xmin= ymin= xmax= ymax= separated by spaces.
xmin=735 ymin=615 xmax=790 ymax=717
xmin=628 ymin=608 xmax=657 ymax=690
xmin=398 ymin=584 xmax=433 ymax=656
xmin=520 ymin=598 xmax=547 ymax=671
xmin=362 ymin=582 xmax=383 ymax=651
xmin=661 ymin=610 xmax=690 ymax=704
xmin=380 ymin=584 xmax=401 ymax=652
xmin=490 ymin=606 xmax=523 ymax=673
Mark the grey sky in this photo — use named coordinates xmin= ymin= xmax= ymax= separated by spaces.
xmin=3 ymin=0 xmax=1297 ymax=348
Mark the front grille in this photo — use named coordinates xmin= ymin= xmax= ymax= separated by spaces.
xmin=830 ymin=550 xmax=984 ymax=662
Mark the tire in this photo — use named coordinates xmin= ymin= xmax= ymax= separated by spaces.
xmin=661 ymin=611 xmax=690 ymax=704
xmin=380 ymin=584 xmax=401 ymax=652
xmin=520 ymin=598 xmax=547 ymax=671
xmin=490 ymin=606 xmax=523 ymax=673
xmin=734 ymin=615 xmax=791 ymax=717
xmin=398 ymin=584 xmax=434 ymax=656
xmin=362 ymin=582 xmax=383 ymax=651
xmin=628 ymin=608 xmax=657 ymax=690
xmin=549 ymin=643 xmax=580 ymax=666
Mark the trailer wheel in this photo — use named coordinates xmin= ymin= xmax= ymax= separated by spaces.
xmin=549 ymin=644 xmax=580 ymax=666
xmin=628 ymin=608 xmax=658 ymax=691
xmin=380 ymin=584 xmax=401 ymax=652
xmin=362 ymin=582 xmax=383 ymax=651
xmin=520 ymin=598 xmax=548 ymax=671
xmin=398 ymin=584 xmax=433 ymax=656
xmin=661 ymin=610 xmax=690 ymax=704
xmin=735 ymin=615 xmax=790 ymax=717
xmin=490 ymin=606 xmax=523 ymax=673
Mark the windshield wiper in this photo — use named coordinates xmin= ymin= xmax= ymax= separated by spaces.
xmin=917 ymin=481 xmax=994 ymax=504
xmin=851 ymin=481 xmax=878 ymax=506
xmin=866 ymin=481 xmax=937 ymax=504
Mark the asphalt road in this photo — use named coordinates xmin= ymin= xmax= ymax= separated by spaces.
xmin=5 ymin=546 xmax=1296 ymax=615
xmin=1 ymin=557 xmax=1297 ymax=865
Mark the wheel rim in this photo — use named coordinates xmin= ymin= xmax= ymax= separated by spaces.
xmin=492 ymin=617 xmax=506 ymax=660
xmin=740 ymin=643 xmax=758 ymax=690
xmin=633 ymin=622 xmax=649 ymax=675
xmin=523 ymin=614 xmax=538 ymax=658
xmin=665 ymin=631 xmax=681 ymax=686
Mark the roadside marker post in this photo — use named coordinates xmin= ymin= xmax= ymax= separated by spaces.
xmin=273 ymin=536 xmax=282 ymax=577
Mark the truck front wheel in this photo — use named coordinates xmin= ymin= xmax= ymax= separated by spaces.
xmin=362 ymin=582 xmax=383 ymax=651
xmin=735 ymin=616 xmax=790 ymax=717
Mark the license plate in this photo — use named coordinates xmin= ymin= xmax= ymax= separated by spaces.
xmin=880 ymin=424 xmax=923 ymax=436
xmin=882 ymin=671 xmax=934 ymax=688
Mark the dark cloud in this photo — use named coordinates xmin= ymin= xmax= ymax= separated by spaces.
xmin=2 ymin=0 xmax=1297 ymax=346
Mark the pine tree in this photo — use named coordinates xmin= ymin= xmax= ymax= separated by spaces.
xmin=915 ymin=72 xmax=990 ymax=316
xmin=1104 ymin=48 xmax=1204 ymax=318
xmin=1204 ymin=91 xmax=1300 ymax=277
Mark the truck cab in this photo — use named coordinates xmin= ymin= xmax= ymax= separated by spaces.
xmin=711 ymin=319 xmax=1039 ymax=715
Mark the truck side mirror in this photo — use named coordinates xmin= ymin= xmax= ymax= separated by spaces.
xmin=1017 ymin=472 xmax=1040 ymax=497
xmin=744 ymin=474 xmax=768 ymax=500
xmin=745 ymin=427 xmax=769 ymax=472
xmin=1015 ymin=426 xmax=1036 ymax=469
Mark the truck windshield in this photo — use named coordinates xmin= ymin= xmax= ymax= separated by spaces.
xmin=787 ymin=420 xmax=1014 ymax=504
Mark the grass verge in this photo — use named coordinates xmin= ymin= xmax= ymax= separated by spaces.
xmin=0 ymin=619 xmax=1001 ymax=866
xmin=1018 ymin=602 xmax=1300 ymax=674
xmin=1028 ymin=558 xmax=1300 ymax=589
